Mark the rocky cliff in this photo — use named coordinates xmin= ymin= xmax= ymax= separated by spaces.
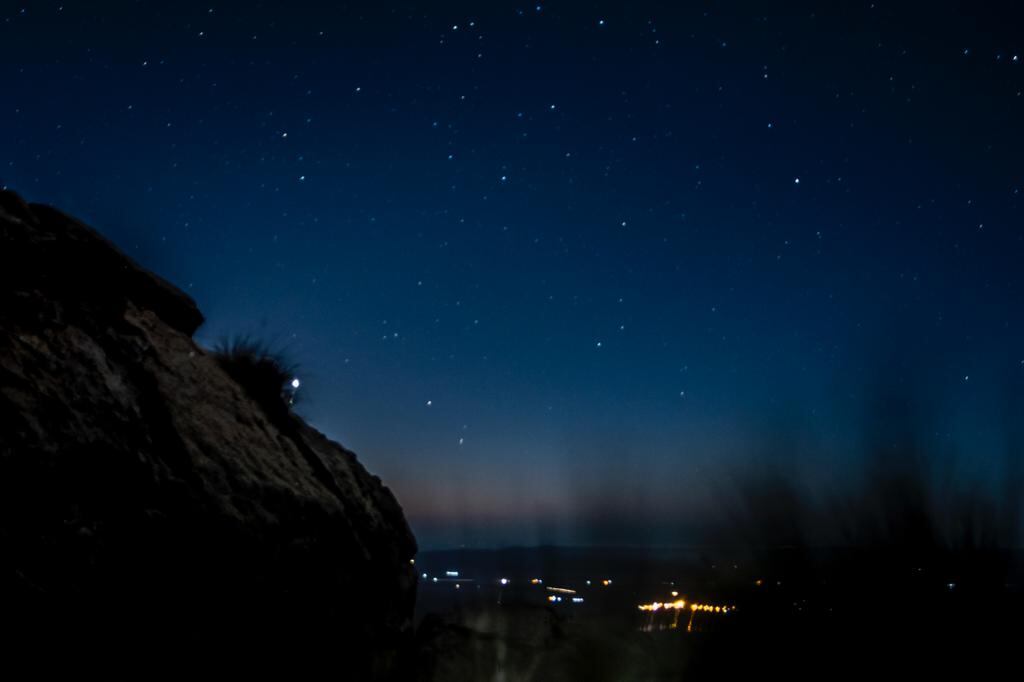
xmin=0 ymin=190 xmax=417 ymax=673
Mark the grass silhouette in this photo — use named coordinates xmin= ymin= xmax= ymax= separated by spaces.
xmin=212 ymin=336 xmax=300 ymax=424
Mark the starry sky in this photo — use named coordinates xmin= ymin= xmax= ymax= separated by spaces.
xmin=3 ymin=1 xmax=1023 ymax=548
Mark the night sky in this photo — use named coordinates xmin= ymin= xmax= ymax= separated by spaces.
xmin=3 ymin=1 xmax=1023 ymax=548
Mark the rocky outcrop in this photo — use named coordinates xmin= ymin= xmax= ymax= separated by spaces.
xmin=0 ymin=190 xmax=417 ymax=673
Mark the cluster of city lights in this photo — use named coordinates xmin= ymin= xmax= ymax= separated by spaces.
xmin=419 ymin=572 xmax=612 ymax=604
xmin=637 ymin=599 xmax=734 ymax=614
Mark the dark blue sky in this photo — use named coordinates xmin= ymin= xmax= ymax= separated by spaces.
xmin=3 ymin=1 xmax=1023 ymax=548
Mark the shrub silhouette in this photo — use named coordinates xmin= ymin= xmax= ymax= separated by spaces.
xmin=212 ymin=336 xmax=299 ymax=424
xmin=686 ymin=368 xmax=1024 ymax=680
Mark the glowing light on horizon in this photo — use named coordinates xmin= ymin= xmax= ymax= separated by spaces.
xmin=638 ymin=599 xmax=734 ymax=613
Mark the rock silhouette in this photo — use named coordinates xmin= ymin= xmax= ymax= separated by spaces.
xmin=0 ymin=190 xmax=416 ymax=674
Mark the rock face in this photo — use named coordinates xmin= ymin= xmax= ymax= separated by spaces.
xmin=0 ymin=191 xmax=417 ymax=672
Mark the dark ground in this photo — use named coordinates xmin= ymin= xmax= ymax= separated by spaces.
xmin=412 ymin=545 xmax=1024 ymax=681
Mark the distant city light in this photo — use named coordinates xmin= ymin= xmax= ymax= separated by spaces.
xmin=546 ymin=586 xmax=577 ymax=594
xmin=291 ymin=378 xmax=301 ymax=389
xmin=445 ymin=570 xmax=459 ymax=577
xmin=572 ymin=596 xmax=585 ymax=603
xmin=531 ymin=578 xmax=543 ymax=585
xmin=499 ymin=578 xmax=509 ymax=586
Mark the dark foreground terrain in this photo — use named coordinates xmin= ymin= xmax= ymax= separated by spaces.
xmin=412 ymin=541 xmax=1024 ymax=680
xmin=0 ymin=191 xmax=417 ymax=674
